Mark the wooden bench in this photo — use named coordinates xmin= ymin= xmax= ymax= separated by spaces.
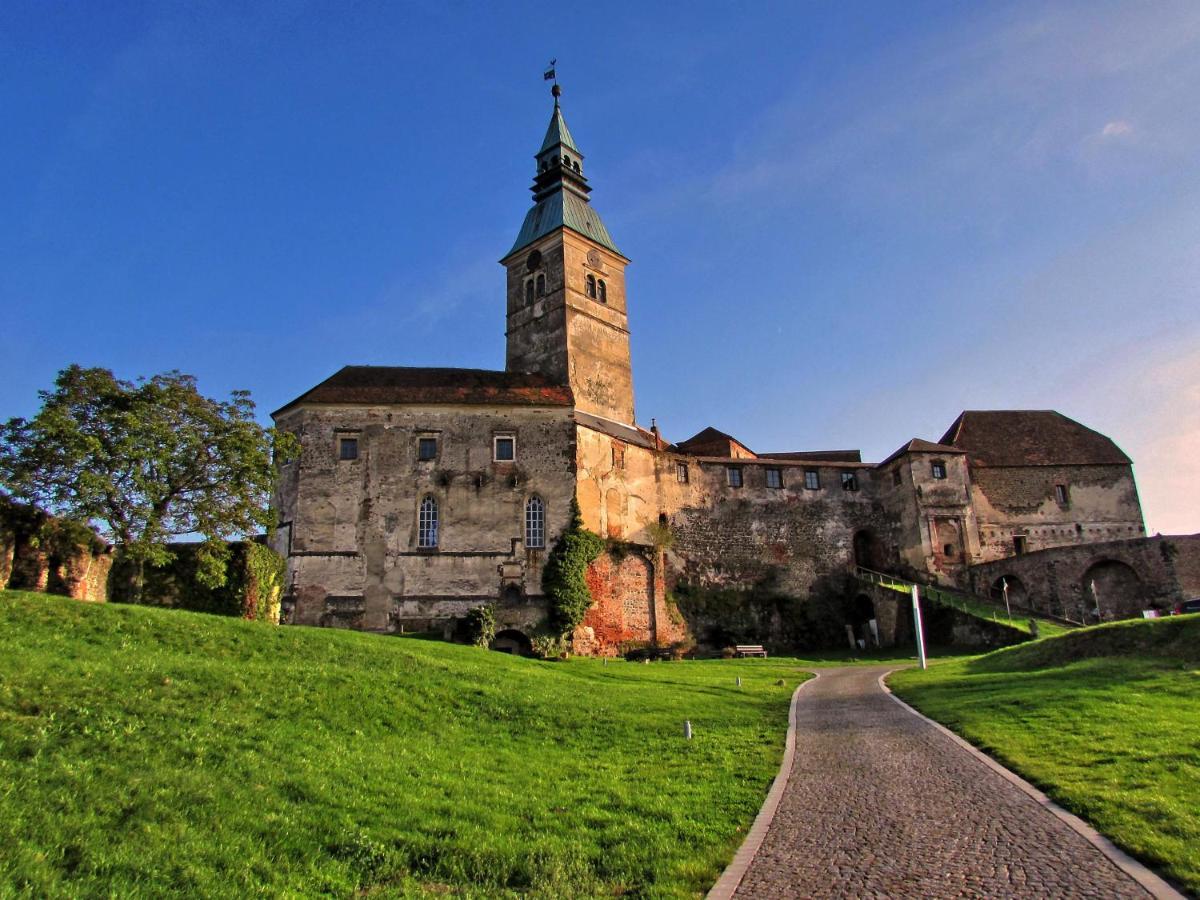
xmin=735 ymin=644 xmax=768 ymax=658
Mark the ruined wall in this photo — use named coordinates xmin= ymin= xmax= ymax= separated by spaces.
xmin=274 ymin=403 xmax=576 ymax=633
xmin=970 ymin=464 xmax=1144 ymax=563
xmin=0 ymin=499 xmax=111 ymax=602
xmin=966 ymin=534 xmax=1191 ymax=622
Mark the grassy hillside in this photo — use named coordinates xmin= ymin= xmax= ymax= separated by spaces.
xmin=889 ymin=616 xmax=1200 ymax=895
xmin=0 ymin=590 xmax=810 ymax=898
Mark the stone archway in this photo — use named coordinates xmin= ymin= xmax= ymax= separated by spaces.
xmin=849 ymin=593 xmax=879 ymax=648
xmin=1081 ymin=560 xmax=1142 ymax=621
xmin=853 ymin=530 xmax=883 ymax=571
xmin=991 ymin=574 xmax=1028 ymax=610
xmin=491 ymin=629 xmax=533 ymax=656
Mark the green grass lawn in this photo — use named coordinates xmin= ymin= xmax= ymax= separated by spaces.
xmin=889 ymin=615 xmax=1200 ymax=895
xmin=0 ymin=590 xmax=823 ymax=898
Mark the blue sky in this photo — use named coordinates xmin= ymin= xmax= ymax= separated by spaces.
xmin=2 ymin=2 xmax=1197 ymax=533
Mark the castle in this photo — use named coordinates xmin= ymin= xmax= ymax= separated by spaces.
xmin=271 ymin=86 xmax=1194 ymax=653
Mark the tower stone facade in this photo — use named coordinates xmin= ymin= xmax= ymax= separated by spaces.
xmin=502 ymin=95 xmax=635 ymax=426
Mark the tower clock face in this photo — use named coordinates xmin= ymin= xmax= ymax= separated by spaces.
xmin=586 ymin=249 xmax=601 ymax=269
xmin=526 ymin=250 xmax=542 ymax=272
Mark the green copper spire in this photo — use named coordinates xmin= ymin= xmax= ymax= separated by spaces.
xmin=538 ymin=100 xmax=580 ymax=155
xmin=508 ymin=84 xmax=620 ymax=257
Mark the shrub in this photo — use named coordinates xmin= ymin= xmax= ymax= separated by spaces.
xmin=541 ymin=498 xmax=603 ymax=636
xmin=464 ymin=603 xmax=497 ymax=648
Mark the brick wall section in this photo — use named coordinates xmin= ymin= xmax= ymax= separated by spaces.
xmin=579 ymin=548 xmax=686 ymax=655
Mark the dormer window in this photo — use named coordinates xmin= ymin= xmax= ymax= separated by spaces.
xmin=586 ymin=274 xmax=597 ymax=298
xmin=598 ymin=280 xmax=607 ymax=303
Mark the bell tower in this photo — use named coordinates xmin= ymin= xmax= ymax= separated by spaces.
xmin=501 ymin=84 xmax=636 ymax=426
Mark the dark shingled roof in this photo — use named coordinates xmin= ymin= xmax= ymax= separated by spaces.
xmin=273 ymin=366 xmax=573 ymax=417
xmin=877 ymin=438 xmax=964 ymax=468
xmin=674 ymin=426 xmax=756 ymax=458
xmin=759 ymin=450 xmax=863 ymax=463
xmin=939 ymin=410 xmax=1131 ymax=467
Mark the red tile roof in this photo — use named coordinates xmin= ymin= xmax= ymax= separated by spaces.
xmin=273 ymin=366 xmax=573 ymax=417
xmin=940 ymin=410 xmax=1131 ymax=467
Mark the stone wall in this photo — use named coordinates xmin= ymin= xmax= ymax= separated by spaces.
xmin=970 ymin=464 xmax=1144 ymax=563
xmin=966 ymin=534 xmax=1195 ymax=622
xmin=273 ymin=403 xmax=576 ymax=635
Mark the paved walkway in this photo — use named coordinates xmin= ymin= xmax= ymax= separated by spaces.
xmin=727 ymin=666 xmax=1153 ymax=899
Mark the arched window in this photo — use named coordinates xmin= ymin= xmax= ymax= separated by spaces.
xmin=525 ymin=496 xmax=545 ymax=549
xmin=524 ymin=278 xmax=534 ymax=305
xmin=418 ymin=496 xmax=439 ymax=548
xmin=597 ymin=280 xmax=607 ymax=303
xmin=572 ymin=160 xmax=580 ymax=173
xmin=585 ymin=274 xmax=596 ymax=298
xmin=536 ymin=273 xmax=546 ymax=296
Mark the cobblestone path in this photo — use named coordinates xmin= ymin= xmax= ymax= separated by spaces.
xmin=730 ymin=666 xmax=1150 ymax=899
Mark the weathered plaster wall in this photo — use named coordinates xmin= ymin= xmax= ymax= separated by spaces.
xmin=970 ymin=464 xmax=1144 ymax=563
xmin=274 ymin=403 xmax=576 ymax=633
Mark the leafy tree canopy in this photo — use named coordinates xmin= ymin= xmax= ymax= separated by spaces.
xmin=0 ymin=365 xmax=296 ymax=590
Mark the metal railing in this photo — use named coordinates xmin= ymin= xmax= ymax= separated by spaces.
xmin=853 ymin=566 xmax=1079 ymax=632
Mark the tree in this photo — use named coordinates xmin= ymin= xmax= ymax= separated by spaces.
xmin=0 ymin=365 xmax=295 ymax=597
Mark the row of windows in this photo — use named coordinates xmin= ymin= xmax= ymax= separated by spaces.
xmin=338 ymin=435 xmax=515 ymax=463
xmin=672 ymin=461 xmax=858 ymax=492
xmin=523 ymin=270 xmax=610 ymax=305
xmin=539 ymin=154 xmax=581 ymax=174
xmin=418 ymin=495 xmax=546 ymax=549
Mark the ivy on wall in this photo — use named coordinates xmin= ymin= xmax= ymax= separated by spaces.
xmin=542 ymin=498 xmax=604 ymax=636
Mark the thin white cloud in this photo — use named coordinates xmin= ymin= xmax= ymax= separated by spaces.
xmin=1101 ymin=120 xmax=1134 ymax=138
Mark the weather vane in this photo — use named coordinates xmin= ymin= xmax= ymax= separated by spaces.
xmin=543 ymin=59 xmax=560 ymax=100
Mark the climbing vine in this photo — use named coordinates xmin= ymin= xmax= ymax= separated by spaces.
xmin=542 ymin=497 xmax=604 ymax=636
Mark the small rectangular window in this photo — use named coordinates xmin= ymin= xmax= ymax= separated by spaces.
xmin=804 ymin=469 xmax=820 ymax=490
xmin=931 ymin=461 xmax=947 ymax=480
xmin=726 ymin=466 xmax=743 ymax=488
xmin=418 ymin=437 xmax=438 ymax=461
xmin=338 ymin=437 xmax=359 ymax=461
xmin=841 ymin=471 xmax=858 ymax=492
xmin=676 ymin=462 xmax=689 ymax=483
xmin=494 ymin=435 xmax=515 ymax=462
xmin=892 ymin=469 xmax=902 ymax=486
xmin=1013 ymin=535 xmax=1027 ymax=555
xmin=612 ymin=445 xmax=625 ymax=470
xmin=1055 ymin=484 xmax=1070 ymax=505
xmin=765 ymin=468 xmax=783 ymax=489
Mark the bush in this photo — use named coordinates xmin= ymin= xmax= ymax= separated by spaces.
xmin=464 ymin=603 xmax=496 ymax=648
